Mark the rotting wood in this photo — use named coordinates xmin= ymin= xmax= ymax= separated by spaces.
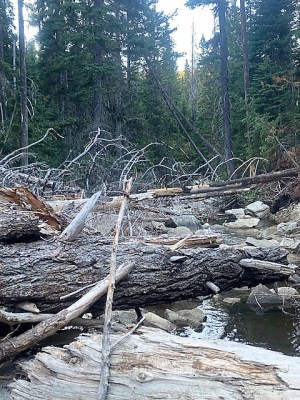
xmin=9 ymin=326 xmax=300 ymax=400
xmin=98 ymin=178 xmax=132 ymax=400
xmin=0 ymin=237 xmax=294 ymax=313
xmin=0 ymin=263 xmax=133 ymax=363
xmin=0 ymin=187 xmax=63 ymax=229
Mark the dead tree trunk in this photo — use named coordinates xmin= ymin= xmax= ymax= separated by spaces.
xmin=9 ymin=327 xmax=300 ymax=400
xmin=0 ymin=235 xmax=293 ymax=313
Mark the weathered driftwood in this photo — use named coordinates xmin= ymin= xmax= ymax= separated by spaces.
xmin=0 ymin=236 xmax=294 ymax=313
xmin=10 ymin=327 xmax=300 ymax=400
xmin=0 ymin=263 xmax=133 ymax=363
xmin=59 ymin=190 xmax=102 ymax=241
xmin=98 ymin=178 xmax=132 ymax=400
xmin=0 ymin=307 xmax=102 ymax=328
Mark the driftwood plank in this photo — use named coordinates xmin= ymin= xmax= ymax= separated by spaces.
xmin=10 ymin=327 xmax=300 ymax=400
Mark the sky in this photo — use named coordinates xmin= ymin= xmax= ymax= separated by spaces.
xmin=13 ymin=0 xmax=214 ymax=70
xmin=156 ymin=0 xmax=214 ymax=69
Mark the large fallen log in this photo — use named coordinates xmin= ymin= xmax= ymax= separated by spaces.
xmin=9 ymin=327 xmax=300 ymax=400
xmin=0 ymin=235 xmax=294 ymax=313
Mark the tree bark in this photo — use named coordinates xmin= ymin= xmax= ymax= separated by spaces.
xmin=9 ymin=327 xmax=300 ymax=400
xmin=18 ymin=0 xmax=28 ymax=166
xmin=0 ymin=235 xmax=293 ymax=313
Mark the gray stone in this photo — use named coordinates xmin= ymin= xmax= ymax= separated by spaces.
xmin=144 ymin=312 xmax=176 ymax=332
xmin=277 ymin=221 xmax=300 ymax=236
xmin=225 ymin=208 xmax=245 ymax=219
xmin=247 ymin=284 xmax=282 ymax=308
xmin=176 ymin=308 xmax=206 ymax=327
xmin=172 ymin=226 xmax=193 ymax=236
xmin=112 ymin=310 xmax=137 ymax=327
xmin=164 ymin=309 xmax=191 ymax=328
xmin=223 ymin=297 xmax=241 ymax=305
xmin=245 ymin=201 xmax=270 ymax=219
xmin=279 ymin=237 xmax=300 ymax=251
xmin=164 ymin=308 xmax=205 ymax=329
xmin=277 ymin=287 xmax=299 ymax=298
xmin=225 ymin=217 xmax=260 ymax=229
xmin=165 ymin=215 xmax=202 ymax=232
xmin=245 ymin=237 xmax=280 ymax=248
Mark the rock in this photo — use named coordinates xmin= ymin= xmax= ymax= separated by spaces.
xmin=223 ymin=297 xmax=241 ymax=305
xmin=164 ymin=308 xmax=206 ymax=329
xmin=245 ymin=237 xmax=280 ymax=248
xmin=277 ymin=286 xmax=299 ymax=298
xmin=165 ymin=215 xmax=202 ymax=232
xmin=176 ymin=308 xmax=206 ymax=327
xmin=277 ymin=221 xmax=300 ymax=236
xmin=143 ymin=312 xmax=175 ymax=332
xmin=279 ymin=237 xmax=300 ymax=252
xmin=289 ymin=274 xmax=300 ymax=284
xmin=164 ymin=309 xmax=191 ymax=328
xmin=225 ymin=208 xmax=245 ymax=219
xmin=247 ymin=284 xmax=282 ymax=308
xmin=151 ymin=221 xmax=169 ymax=234
xmin=225 ymin=217 xmax=260 ymax=229
xmin=112 ymin=310 xmax=137 ymax=327
xmin=245 ymin=201 xmax=270 ymax=219
xmin=172 ymin=226 xmax=193 ymax=236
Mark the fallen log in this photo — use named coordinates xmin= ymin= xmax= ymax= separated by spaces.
xmin=0 ymin=211 xmax=40 ymax=241
xmin=9 ymin=327 xmax=300 ymax=400
xmin=0 ymin=236 xmax=294 ymax=313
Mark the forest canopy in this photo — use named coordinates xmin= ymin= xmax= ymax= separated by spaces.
xmin=0 ymin=0 xmax=299 ymax=191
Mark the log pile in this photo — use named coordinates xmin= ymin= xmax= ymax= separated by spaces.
xmin=0 ymin=174 xmax=298 ymax=395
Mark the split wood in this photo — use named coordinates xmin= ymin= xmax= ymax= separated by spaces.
xmin=97 ymin=178 xmax=133 ymax=400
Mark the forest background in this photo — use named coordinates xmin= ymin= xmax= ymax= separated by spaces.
xmin=0 ymin=0 xmax=299 ymax=192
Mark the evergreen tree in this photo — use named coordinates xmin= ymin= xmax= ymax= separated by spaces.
xmin=186 ymin=0 xmax=235 ymax=177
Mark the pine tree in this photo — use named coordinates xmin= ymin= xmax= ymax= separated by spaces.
xmin=186 ymin=0 xmax=235 ymax=177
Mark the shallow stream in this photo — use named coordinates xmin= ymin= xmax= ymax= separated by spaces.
xmin=178 ymin=289 xmax=300 ymax=357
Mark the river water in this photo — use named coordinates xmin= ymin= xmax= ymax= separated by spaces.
xmin=178 ymin=289 xmax=300 ymax=357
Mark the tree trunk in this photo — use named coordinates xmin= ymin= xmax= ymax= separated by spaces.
xmin=93 ymin=0 xmax=107 ymax=128
xmin=10 ymin=327 xmax=300 ymax=399
xmin=240 ymin=0 xmax=251 ymax=148
xmin=218 ymin=0 xmax=235 ymax=177
xmin=0 ymin=235 xmax=292 ymax=313
xmin=18 ymin=0 xmax=28 ymax=166
xmin=0 ymin=6 xmax=7 ymax=123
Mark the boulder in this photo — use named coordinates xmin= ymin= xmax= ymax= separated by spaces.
xmin=225 ymin=217 xmax=260 ymax=229
xmin=164 ymin=308 xmax=206 ymax=329
xmin=277 ymin=221 xmax=300 ymax=236
xmin=165 ymin=215 xmax=202 ymax=232
xmin=225 ymin=208 xmax=245 ymax=219
xmin=245 ymin=201 xmax=270 ymax=219
xmin=245 ymin=237 xmax=280 ymax=248
xmin=172 ymin=226 xmax=193 ymax=236
xmin=279 ymin=237 xmax=300 ymax=252
xmin=112 ymin=310 xmax=137 ymax=327
xmin=277 ymin=287 xmax=299 ymax=299
xmin=247 ymin=284 xmax=282 ymax=308
xmin=143 ymin=312 xmax=175 ymax=332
